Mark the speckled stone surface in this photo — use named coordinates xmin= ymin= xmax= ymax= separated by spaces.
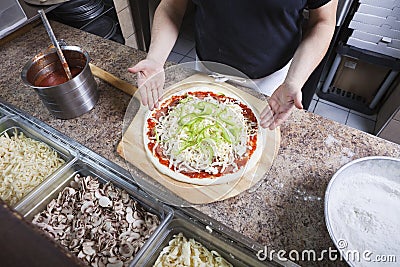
xmin=1 ymin=22 xmax=399 ymax=266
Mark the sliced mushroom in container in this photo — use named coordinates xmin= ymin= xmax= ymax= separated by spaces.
xmin=32 ymin=174 xmax=160 ymax=267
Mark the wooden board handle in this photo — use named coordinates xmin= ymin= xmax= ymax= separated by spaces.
xmin=89 ymin=63 xmax=138 ymax=96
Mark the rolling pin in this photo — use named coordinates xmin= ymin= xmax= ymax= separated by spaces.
xmin=89 ymin=63 xmax=138 ymax=96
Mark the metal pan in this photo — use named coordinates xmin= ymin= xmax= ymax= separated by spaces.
xmin=132 ymin=212 xmax=281 ymax=266
xmin=0 ymin=116 xmax=75 ymax=207
xmin=15 ymin=158 xmax=173 ymax=266
xmin=0 ymin=108 xmax=13 ymax=118
xmin=325 ymin=156 xmax=400 ymax=267
xmin=0 ymin=106 xmax=9 ymax=118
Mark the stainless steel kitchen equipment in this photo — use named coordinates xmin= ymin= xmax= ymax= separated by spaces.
xmin=38 ymin=9 xmax=72 ymax=80
xmin=133 ymin=213 xmax=282 ymax=266
xmin=21 ymin=45 xmax=99 ymax=119
xmin=0 ymin=1 xmax=60 ymax=41
xmin=0 ymin=116 xmax=75 ymax=208
xmin=0 ymin=96 xmax=292 ymax=267
xmin=16 ymin=157 xmax=174 ymax=267
xmin=325 ymin=156 xmax=400 ymax=267
xmin=0 ymin=0 xmax=27 ymax=39
xmin=318 ymin=0 xmax=400 ymax=115
xmin=23 ymin=0 xmax=69 ymax=6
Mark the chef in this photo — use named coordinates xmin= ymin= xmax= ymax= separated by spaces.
xmin=129 ymin=0 xmax=338 ymax=130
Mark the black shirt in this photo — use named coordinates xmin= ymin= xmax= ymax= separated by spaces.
xmin=192 ymin=0 xmax=331 ymax=79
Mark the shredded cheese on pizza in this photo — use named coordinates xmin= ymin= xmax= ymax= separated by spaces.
xmin=150 ymin=93 xmax=257 ymax=175
xmin=153 ymin=232 xmax=233 ymax=267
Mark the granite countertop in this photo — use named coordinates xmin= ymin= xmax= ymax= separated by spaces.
xmin=1 ymin=21 xmax=399 ymax=266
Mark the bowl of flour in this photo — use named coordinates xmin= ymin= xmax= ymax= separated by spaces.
xmin=325 ymin=156 xmax=400 ymax=267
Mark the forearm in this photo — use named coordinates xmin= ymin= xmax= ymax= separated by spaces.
xmin=285 ymin=2 xmax=337 ymax=90
xmin=147 ymin=0 xmax=188 ymax=65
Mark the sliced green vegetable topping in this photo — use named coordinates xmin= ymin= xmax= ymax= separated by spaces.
xmin=154 ymin=92 xmax=251 ymax=174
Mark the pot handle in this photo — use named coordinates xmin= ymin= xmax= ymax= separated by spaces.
xmin=43 ymin=39 xmax=68 ymax=54
xmin=58 ymin=39 xmax=67 ymax=48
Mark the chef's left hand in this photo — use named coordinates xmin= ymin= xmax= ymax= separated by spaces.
xmin=260 ymin=82 xmax=303 ymax=130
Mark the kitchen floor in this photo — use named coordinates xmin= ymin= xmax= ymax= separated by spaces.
xmin=165 ymin=14 xmax=377 ymax=134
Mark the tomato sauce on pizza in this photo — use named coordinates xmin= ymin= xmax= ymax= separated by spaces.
xmin=145 ymin=90 xmax=259 ymax=181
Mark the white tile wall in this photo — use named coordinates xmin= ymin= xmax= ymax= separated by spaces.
xmin=118 ymin=7 xmax=135 ymax=39
xmin=349 ymin=109 xmax=377 ymax=121
xmin=172 ymin=38 xmax=195 ymax=56
xmin=346 ymin=113 xmax=376 ymax=133
xmin=179 ymin=56 xmax=196 ymax=63
xmin=318 ymin=98 xmax=350 ymax=111
xmin=125 ymin=34 xmax=138 ymax=49
xmin=114 ymin=0 xmax=129 ymax=13
xmin=187 ymin=47 xmax=197 ymax=58
xmin=314 ymin=101 xmax=349 ymax=124
xmin=308 ymin=99 xmax=318 ymax=112
xmin=167 ymin=52 xmax=185 ymax=63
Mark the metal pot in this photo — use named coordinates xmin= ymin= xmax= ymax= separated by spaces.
xmin=21 ymin=45 xmax=98 ymax=119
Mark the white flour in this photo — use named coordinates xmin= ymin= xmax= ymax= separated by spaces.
xmin=324 ymin=134 xmax=340 ymax=146
xmin=328 ymin=173 xmax=400 ymax=266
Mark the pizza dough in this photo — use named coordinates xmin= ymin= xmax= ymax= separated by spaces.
xmin=143 ymin=87 xmax=264 ymax=185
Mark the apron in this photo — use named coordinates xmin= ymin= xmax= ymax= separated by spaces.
xmin=195 ymin=56 xmax=291 ymax=97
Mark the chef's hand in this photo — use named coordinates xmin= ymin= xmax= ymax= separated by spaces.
xmin=128 ymin=59 xmax=165 ymax=110
xmin=260 ymin=82 xmax=303 ymax=130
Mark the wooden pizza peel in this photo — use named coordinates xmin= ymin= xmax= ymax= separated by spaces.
xmin=116 ymin=73 xmax=281 ymax=205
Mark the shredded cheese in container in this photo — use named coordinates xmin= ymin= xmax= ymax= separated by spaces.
xmin=0 ymin=130 xmax=65 ymax=206
xmin=153 ymin=232 xmax=233 ymax=267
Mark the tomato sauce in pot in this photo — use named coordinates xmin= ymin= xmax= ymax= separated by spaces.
xmin=34 ymin=67 xmax=82 ymax=87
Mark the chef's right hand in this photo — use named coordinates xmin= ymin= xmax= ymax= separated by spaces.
xmin=128 ymin=58 xmax=165 ymax=110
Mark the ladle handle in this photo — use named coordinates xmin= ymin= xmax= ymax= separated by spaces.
xmin=38 ymin=9 xmax=72 ymax=80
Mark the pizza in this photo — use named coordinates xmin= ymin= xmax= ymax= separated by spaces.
xmin=143 ymin=87 xmax=263 ymax=185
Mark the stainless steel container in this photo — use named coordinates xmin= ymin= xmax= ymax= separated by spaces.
xmin=0 ymin=116 xmax=74 ymax=208
xmin=0 ymin=99 xmax=292 ymax=267
xmin=17 ymin=158 xmax=173 ymax=221
xmin=324 ymin=156 xmax=400 ymax=267
xmin=0 ymin=104 xmax=12 ymax=119
xmin=15 ymin=158 xmax=173 ymax=266
xmin=21 ymin=45 xmax=98 ymax=119
xmin=132 ymin=215 xmax=277 ymax=266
